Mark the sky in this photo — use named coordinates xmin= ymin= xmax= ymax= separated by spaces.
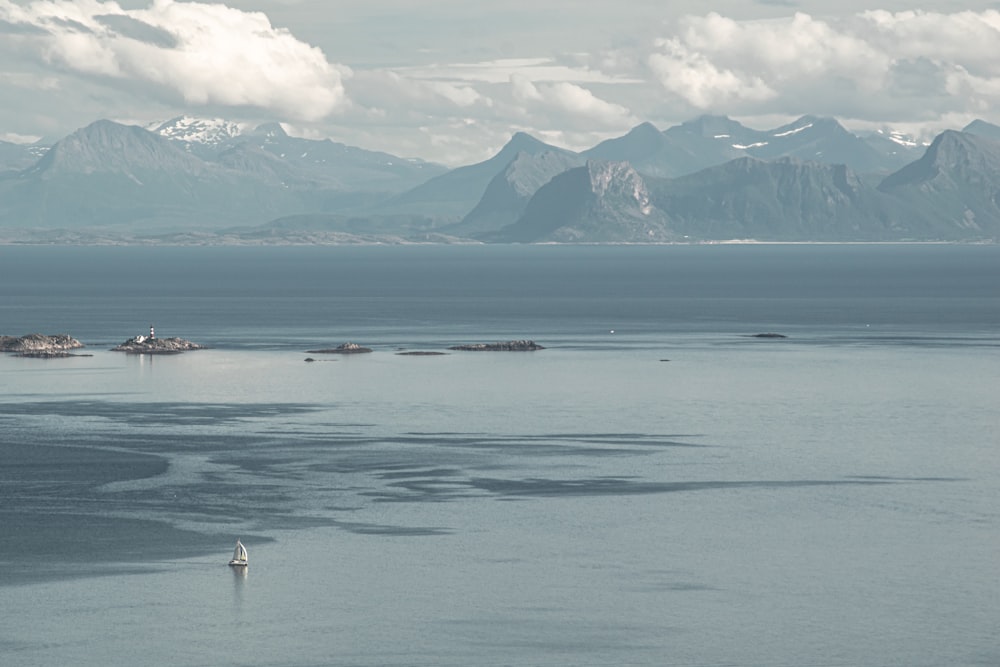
xmin=1 ymin=0 xmax=1000 ymax=165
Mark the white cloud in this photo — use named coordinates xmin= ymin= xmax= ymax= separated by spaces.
xmin=510 ymin=75 xmax=635 ymax=128
xmin=396 ymin=57 xmax=641 ymax=85
xmin=859 ymin=10 xmax=1000 ymax=77
xmin=648 ymin=36 xmax=776 ymax=108
xmin=3 ymin=3 xmax=1000 ymax=166
xmin=0 ymin=131 xmax=43 ymax=144
xmin=0 ymin=0 xmax=348 ymax=121
xmin=648 ymin=12 xmax=886 ymax=110
xmin=646 ymin=10 xmax=1000 ymax=123
xmin=347 ymin=70 xmax=493 ymax=118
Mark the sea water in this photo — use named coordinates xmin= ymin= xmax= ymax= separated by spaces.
xmin=0 ymin=244 xmax=998 ymax=666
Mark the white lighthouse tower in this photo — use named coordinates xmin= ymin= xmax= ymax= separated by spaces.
xmin=149 ymin=325 xmax=155 ymax=340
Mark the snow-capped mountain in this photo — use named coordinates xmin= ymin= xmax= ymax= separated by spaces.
xmin=148 ymin=116 xmax=248 ymax=147
xmin=3 ymin=113 xmax=1000 ymax=243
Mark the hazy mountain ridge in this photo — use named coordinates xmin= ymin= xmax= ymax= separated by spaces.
xmin=375 ymin=132 xmax=576 ymax=221
xmin=144 ymin=116 xmax=445 ymax=193
xmin=0 ymin=139 xmax=48 ymax=174
xmin=447 ymin=150 xmax=586 ymax=236
xmin=877 ymin=130 xmax=1000 ymax=238
xmin=0 ymin=120 xmax=313 ymax=229
xmin=647 ymin=157 xmax=905 ymax=241
xmin=1 ymin=114 xmax=999 ymax=242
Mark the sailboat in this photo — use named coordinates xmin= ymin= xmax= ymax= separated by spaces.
xmin=228 ymin=539 xmax=248 ymax=567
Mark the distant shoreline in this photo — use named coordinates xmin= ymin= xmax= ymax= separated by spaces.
xmin=0 ymin=239 xmax=989 ymax=248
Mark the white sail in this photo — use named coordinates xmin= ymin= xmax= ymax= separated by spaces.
xmin=229 ymin=539 xmax=248 ymax=565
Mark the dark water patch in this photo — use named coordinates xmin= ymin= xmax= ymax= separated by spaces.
xmin=0 ymin=400 xmax=323 ymax=426
xmin=811 ymin=334 xmax=1000 ymax=349
xmin=514 ymin=434 xmax=707 ymax=448
xmin=108 ymin=481 xmax=295 ymax=518
xmin=0 ymin=510 xmax=271 ymax=586
xmin=212 ymin=454 xmax=319 ymax=478
xmin=331 ymin=519 xmax=451 ymax=536
xmin=846 ymin=475 xmax=968 ymax=482
xmin=380 ymin=432 xmax=707 ymax=454
xmin=370 ymin=479 xmax=484 ymax=503
xmin=309 ymin=459 xmax=452 ymax=475
xmin=378 ymin=467 xmax=464 ymax=480
xmin=0 ymin=564 xmax=167 ymax=588
xmin=282 ymin=431 xmax=706 ymax=457
xmin=642 ymin=581 xmax=715 ymax=592
xmin=248 ymin=514 xmax=344 ymax=530
xmin=466 ymin=476 xmax=901 ymax=498
xmin=0 ymin=442 xmax=167 ymax=487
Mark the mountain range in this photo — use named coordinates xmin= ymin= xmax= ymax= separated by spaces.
xmin=1 ymin=114 xmax=999 ymax=243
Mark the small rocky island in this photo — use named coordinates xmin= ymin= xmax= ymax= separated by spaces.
xmin=448 ymin=340 xmax=545 ymax=351
xmin=0 ymin=333 xmax=87 ymax=357
xmin=306 ymin=342 xmax=373 ymax=354
xmin=112 ymin=327 xmax=204 ymax=354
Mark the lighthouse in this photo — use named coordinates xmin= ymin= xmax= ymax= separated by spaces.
xmin=149 ymin=325 xmax=155 ymax=340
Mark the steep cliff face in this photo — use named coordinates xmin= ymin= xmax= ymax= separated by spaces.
xmin=485 ymin=161 xmax=674 ymax=243
xmin=589 ymin=160 xmax=654 ymax=216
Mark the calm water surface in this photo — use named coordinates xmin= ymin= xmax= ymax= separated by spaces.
xmin=1 ymin=244 xmax=998 ymax=666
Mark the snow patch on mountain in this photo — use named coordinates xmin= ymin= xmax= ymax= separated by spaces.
xmin=149 ymin=116 xmax=248 ymax=145
xmin=772 ymin=123 xmax=813 ymax=138
xmin=875 ymin=129 xmax=920 ymax=148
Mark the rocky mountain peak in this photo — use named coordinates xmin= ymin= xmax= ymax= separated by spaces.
xmin=251 ymin=122 xmax=290 ymax=139
xmin=963 ymin=119 xmax=1000 ymax=141
xmin=679 ymin=114 xmax=743 ymax=137
xmin=880 ymin=130 xmax=1000 ymax=190
xmin=31 ymin=120 xmax=203 ymax=176
xmin=584 ymin=122 xmax=668 ymax=161
xmin=496 ymin=132 xmax=563 ymax=161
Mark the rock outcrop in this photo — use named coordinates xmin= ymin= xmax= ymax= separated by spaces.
xmin=1 ymin=333 xmax=84 ymax=356
xmin=112 ymin=335 xmax=204 ymax=354
xmin=448 ymin=340 xmax=545 ymax=351
xmin=306 ymin=342 xmax=373 ymax=354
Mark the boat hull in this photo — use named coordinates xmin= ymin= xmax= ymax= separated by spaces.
xmin=228 ymin=560 xmax=248 ymax=567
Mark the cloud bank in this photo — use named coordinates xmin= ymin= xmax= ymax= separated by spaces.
xmin=2 ymin=3 xmax=1000 ymax=165
xmin=646 ymin=10 xmax=1000 ymax=123
xmin=0 ymin=0 xmax=347 ymax=121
